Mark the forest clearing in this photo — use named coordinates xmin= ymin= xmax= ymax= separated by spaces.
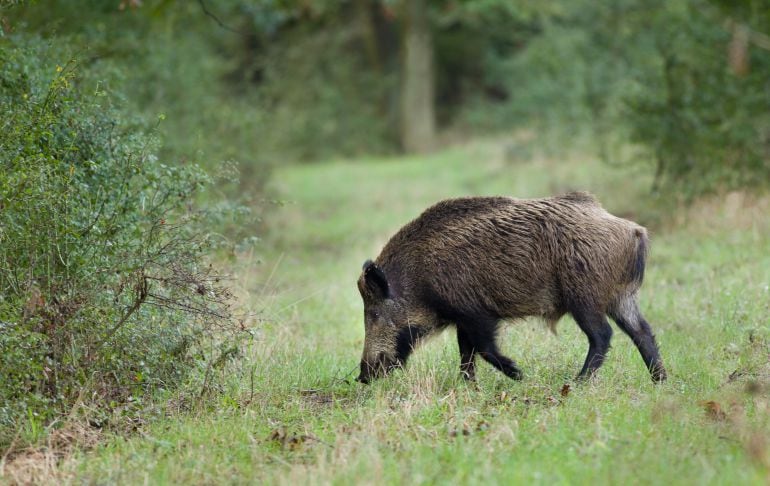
xmin=2 ymin=1 xmax=769 ymax=484
xmin=7 ymin=140 xmax=763 ymax=484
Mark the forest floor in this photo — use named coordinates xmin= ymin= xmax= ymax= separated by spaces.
xmin=32 ymin=138 xmax=770 ymax=483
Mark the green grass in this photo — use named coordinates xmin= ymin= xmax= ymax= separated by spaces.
xmin=66 ymin=139 xmax=770 ymax=484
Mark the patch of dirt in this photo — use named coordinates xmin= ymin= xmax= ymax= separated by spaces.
xmin=1 ymin=422 xmax=101 ymax=485
xmin=299 ymin=389 xmax=340 ymax=408
xmin=266 ymin=426 xmax=330 ymax=450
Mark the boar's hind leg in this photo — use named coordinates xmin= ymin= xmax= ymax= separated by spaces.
xmin=572 ymin=307 xmax=613 ymax=380
xmin=456 ymin=327 xmax=477 ymax=380
xmin=609 ymin=296 xmax=667 ymax=382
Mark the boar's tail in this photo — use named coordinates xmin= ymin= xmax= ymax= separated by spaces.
xmin=629 ymin=228 xmax=649 ymax=286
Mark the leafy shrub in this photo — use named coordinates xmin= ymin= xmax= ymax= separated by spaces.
xmin=459 ymin=0 xmax=770 ymax=197
xmin=618 ymin=0 xmax=770 ymax=196
xmin=0 ymin=34 xmax=246 ymax=443
xmin=4 ymin=1 xmax=273 ymax=192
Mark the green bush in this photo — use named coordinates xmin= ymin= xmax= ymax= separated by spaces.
xmin=618 ymin=0 xmax=770 ymax=196
xmin=459 ymin=0 xmax=770 ymax=197
xmin=0 ymin=34 xmax=246 ymax=442
xmin=5 ymin=1 xmax=273 ymax=191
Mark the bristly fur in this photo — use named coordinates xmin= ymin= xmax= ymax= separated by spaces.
xmin=356 ymin=192 xmax=667 ymax=383
xmin=630 ymin=229 xmax=648 ymax=286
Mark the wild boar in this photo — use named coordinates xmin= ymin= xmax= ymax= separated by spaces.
xmin=356 ymin=192 xmax=666 ymax=384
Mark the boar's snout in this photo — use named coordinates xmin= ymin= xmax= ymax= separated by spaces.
xmin=357 ymin=352 xmax=400 ymax=384
xmin=356 ymin=367 xmax=370 ymax=384
xmin=356 ymin=355 xmax=381 ymax=384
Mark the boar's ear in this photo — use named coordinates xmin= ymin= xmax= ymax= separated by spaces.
xmin=362 ymin=259 xmax=390 ymax=300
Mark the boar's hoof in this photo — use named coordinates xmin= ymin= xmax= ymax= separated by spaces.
xmin=651 ymin=363 xmax=667 ymax=382
xmin=460 ymin=370 xmax=476 ymax=381
xmin=506 ymin=366 xmax=524 ymax=381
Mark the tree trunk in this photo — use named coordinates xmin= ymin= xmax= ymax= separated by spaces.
xmin=400 ymin=0 xmax=435 ymax=154
xmin=357 ymin=0 xmax=381 ymax=73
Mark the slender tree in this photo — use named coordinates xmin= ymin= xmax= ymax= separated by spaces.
xmin=400 ymin=0 xmax=435 ymax=153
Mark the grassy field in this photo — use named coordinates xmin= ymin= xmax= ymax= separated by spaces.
xmin=58 ymin=139 xmax=770 ymax=484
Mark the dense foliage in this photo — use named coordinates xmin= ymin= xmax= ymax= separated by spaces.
xmin=5 ymin=0 xmax=769 ymax=196
xmin=0 ymin=35 xmax=246 ymax=442
xmin=563 ymin=0 xmax=770 ymax=196
xmin=440 ymin=0 xmax=770 ymax=196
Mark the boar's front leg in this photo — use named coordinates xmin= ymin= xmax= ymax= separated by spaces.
xmin=479 ymin=347 xmax=523 ymax=381
xmin=458 ymin=317 xmax=523 ymax=381
xmin=457 ymin=327 xmax=477 ymax=380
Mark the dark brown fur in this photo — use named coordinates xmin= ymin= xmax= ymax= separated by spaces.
xmin=356 ymin=192 xmax=666 ymax=383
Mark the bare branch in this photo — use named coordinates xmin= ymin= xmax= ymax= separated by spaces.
xmin=197 ymin=0 xmax=255 ymax=38
xmin=90 ymin=274 xmax=148 ymax=357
